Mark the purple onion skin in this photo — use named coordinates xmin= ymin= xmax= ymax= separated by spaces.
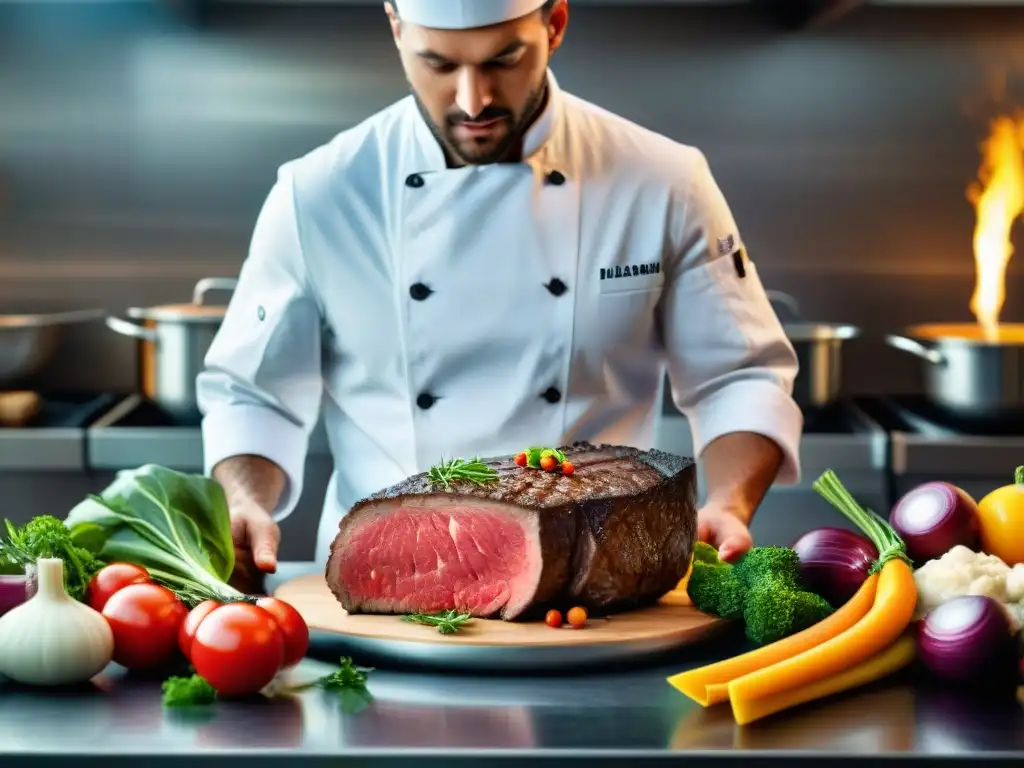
xmin=791 ymin=527 xmax=878 ymax=607
xmin=0 ymin=568 xmax=32 ymax=616
xmin=917 ymin=595 xmax=1016 ymax=685
xmin=890 ymin=482 xmax=980 ymax=565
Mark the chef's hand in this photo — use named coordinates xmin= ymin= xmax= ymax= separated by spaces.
xmin=229 ymin=505 xmax=280 ymax=594
xmin=697 ymin=504 xmax=754 ymax=563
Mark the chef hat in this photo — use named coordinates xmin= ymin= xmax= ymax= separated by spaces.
xmin=395 ymin=0 xmax=549 ymax=30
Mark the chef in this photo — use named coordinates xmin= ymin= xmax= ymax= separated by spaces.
xmin=197 ymin=0 xmax=803 ymax=591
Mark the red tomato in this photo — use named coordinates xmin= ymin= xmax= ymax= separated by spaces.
xmin=178 ymin=599 xmax=222 ymax=659
xmin=190 ymin=603 xmax=285 ymax=697
xmin=255 ymin=597 xmax=310 ymax=667
xmin=86 ymin=563 xmax=151 ymax=613
xmin=101 ymin=583 xmax=188 ymax=670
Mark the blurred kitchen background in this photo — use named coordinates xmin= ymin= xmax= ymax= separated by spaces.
xmin=1 ymin=0 xmax=1023 ymax=561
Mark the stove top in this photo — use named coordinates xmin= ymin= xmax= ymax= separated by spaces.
xmin=856 ymin=396 xmax=1024 ymax=438
xmin=91 ymin=395 xmax=201 ymax=429
xmin=0 ymin=392 xmax=120 ymax=430
xmin=802 ymin=401 xmax=878 ymax=435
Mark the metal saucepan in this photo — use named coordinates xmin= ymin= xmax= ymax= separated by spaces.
xmin=106 ymin=277 xmax=237 ymax=422
xmin=767 ymin=291 xmax=861 ymax=409
xmin=886 ymin=322 xmax=1024 ymax=417
xmin=0 ymin=309 xmax=106 ymax=385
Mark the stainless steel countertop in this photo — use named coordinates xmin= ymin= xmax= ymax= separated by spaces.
xmin=1 ymin=562 xmax=1023 ymax=767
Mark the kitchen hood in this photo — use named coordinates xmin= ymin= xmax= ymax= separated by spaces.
xmin=143 ymin=0 xmax=1024 ymax=26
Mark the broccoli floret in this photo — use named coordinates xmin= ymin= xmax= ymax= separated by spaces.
xmin=691 ymin=541 xmax=722 ymax=566
xmin=686 ymin=543 xmax=834 ymax=638
xmin=731 ymin=546 xmax=834 ymax=644
xmin=686 ymin=557 xmax=746 ymax=620
xmin=732 ymin=546 xmax=802 ymax=589
xmin=742 ymin=578 xmax=834 ymax=645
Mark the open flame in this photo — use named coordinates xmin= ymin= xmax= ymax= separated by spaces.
xmin=967 ymin=114 xmax=1024 ymax=341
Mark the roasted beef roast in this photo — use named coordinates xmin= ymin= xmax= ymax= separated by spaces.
xmin=325 ymin=442 xmax=697 ymax=620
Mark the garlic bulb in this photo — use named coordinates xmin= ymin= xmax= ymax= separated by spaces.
xmin=0 ymin=557 xmax=114 ymax=686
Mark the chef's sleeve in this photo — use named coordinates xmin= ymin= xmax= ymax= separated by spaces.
xmin=196 ymin=165 xmax=324 ymax=522
xmin=660 ymin=149 xmax=802 ymax=484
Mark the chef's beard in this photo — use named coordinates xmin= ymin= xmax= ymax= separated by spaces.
xmin=413 ymin=78 xmax=549 ymax=167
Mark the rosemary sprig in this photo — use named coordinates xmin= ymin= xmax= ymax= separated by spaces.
xmin=426 ymin=457 xmax=499 ymax=490
xmin=403 ymin=610 xmax=473 ymax=634
xmin=812 ymin=470 xmax=912 ymax=573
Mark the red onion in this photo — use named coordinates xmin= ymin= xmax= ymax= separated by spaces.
xmin=917 ymin=595 xmax=1016 ymax=684
xmin=889 ymin=482 xmax=980 ymax=564
xmin=790 ymin=527 xmax=878 ymax=607
xmin=0 ymin=573 xmax=30 ymax=616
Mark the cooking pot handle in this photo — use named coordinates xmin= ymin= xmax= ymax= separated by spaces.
xmin=885 ymin=334 xmax=946 ymax=366
xmin=105 ymin=316 xmax=158 ymax=342
xmin=766 ymin=290 xmax=803 ymax=321
xmin=193 ymin=277 xmax=239 ymax=306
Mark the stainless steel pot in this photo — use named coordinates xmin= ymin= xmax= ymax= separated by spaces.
xmin=767 ymin=291 xmax=860 ymax=409
xmin=0 ymin=309 xmax=105 ymax=385
xmin=886 ymin=322 xmax=1024 ymax=418
xmin=106 ymin=278 xmax=237 ymax=421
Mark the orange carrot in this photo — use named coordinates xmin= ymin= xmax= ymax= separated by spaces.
xmin=667 ymin=572 xmax=879 ymax=706
xmin=728 ymin=557 xmax=917 ymax=722
xmin=732 ymin=632 xmax=916 ymax=726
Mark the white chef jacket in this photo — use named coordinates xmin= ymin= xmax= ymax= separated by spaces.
xmin=197 ymin=70 xmax=802 ymax=564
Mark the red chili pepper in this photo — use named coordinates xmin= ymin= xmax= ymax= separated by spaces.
xmin=540 ymin=455 xmax=557 ymax=472
xmin=514 ymin=452 xmax=528 ymax=467
xmin=561 ymin=461 xmax=575 ymax=476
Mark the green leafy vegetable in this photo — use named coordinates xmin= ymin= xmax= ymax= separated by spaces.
xmin=426 ymin=458 xmax=499 ymax=490
xmin=522 ymin=446 xmax=566 ymax=469
xmin=0 ymin=516 xmax=103 ymax=601
xmin=162 ymin=674 xmax=218 ymax=707
xmin=403 ymin=609 xmax=473 ymax=634
xmin=64 ymin=465 xmax=246 ymax=606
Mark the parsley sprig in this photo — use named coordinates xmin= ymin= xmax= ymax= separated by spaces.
xmin=162 ymin=674 xmax=218 ymax=707
xmin=160 ymin=657 xmax=374 ymax=714
xmin=0 ymin=516 xmax=103 ymax=602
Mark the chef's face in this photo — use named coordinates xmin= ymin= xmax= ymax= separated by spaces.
xmin=386 ymin=2 xmax=568 ymax=165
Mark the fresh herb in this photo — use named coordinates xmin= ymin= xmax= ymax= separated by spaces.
xmin=403 ymin=609 xmax=473 ymax=634
xmin=289 ymin=657 xmax=374 ymax=714
xmin=315 ymin=656 xmax=371 ymax=691
xmin=0 ymin=516 xmax=103 ymax=602
xmin=161 ymin=674 xmax=218 ymax=707
xmin=426 ymin=457 xmax=499 ymax=490
xmin=64 ymin=465 xmax=247 ymax=607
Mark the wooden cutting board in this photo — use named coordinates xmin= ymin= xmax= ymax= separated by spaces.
xmin=274 ymin=574 xmax=722 ymax=653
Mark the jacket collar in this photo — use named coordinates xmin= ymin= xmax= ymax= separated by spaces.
xmin=407 ymin=68 xmax=565 ymax=175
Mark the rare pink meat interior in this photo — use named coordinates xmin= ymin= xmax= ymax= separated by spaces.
xmin=325 ymin=443 xmax=698 ymax=621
